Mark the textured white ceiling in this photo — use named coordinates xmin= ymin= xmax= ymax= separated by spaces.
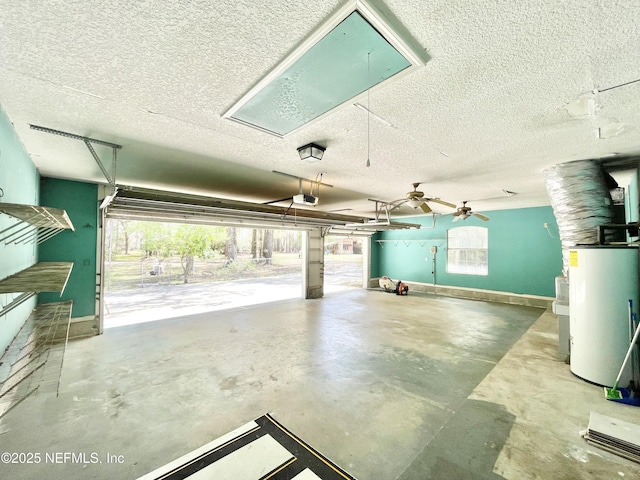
xmin=1 ymin=0 xmax=639 ymax=218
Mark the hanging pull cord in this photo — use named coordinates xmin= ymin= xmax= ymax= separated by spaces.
xmin=366 ymin=51 xmax=371 ymax=168
xmin=311 ymin=172 xmax=323 ymax=200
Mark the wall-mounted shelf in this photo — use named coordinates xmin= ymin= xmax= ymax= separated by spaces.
xmin=0 ymin=202 xmax=74 ymax=245
xmin=0 ymin=301 xmax=73 ymax=419
xmin=0 ymin=262 xmax=74 ymax=295
xmin=0 ymin=262 xmax=74 ymax=318
xmin=0 ymin=203 xmax=74 ymax=317
xmin=0 ymin=205 xmax=76 ymax=416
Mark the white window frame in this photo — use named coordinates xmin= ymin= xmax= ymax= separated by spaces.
xmin=447 ymin=226 xmax=488 ymax=275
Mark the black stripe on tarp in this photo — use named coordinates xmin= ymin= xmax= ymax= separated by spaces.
xmin=256 ymin=414 xmax=357 ymax=480
xmin=158 ymin=425 xmax=267 ymax=480
xmin=257 ymin=457 xmax=303 ymax=480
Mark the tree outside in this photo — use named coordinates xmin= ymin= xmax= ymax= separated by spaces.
xmin=104 ymin=220 xmax=303 ymax=291
xmin=103 ymin=223 xmax=364 ymax=328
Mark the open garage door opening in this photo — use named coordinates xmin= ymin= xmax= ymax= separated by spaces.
xmin=324 ymin=235 xmax=364 ymax=292
xmin=103 ymin=219 xmax=303 ymax=328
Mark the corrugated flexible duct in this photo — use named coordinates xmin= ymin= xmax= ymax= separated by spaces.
xmin=543 ymin=159 xmax=614 ymax=274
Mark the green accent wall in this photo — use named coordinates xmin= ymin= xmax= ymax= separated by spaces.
xmin=0 ymin=105 xmax=40 ymax=353
xmin=38 ymin=178 xmax=98 ymax=318
xmin=372 ymin=206 xmax=562 ymax=297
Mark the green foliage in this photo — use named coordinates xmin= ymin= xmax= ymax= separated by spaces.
xmin=123 ymin=221 xmax=227 ymax=259
xmin=110 ymin=221 xmax=300 ymax=265
xmin=104 ymin=253 xmax=306 ymax=291
xmin=172 ymin=224 xmax=216 ymax=259
xmin=134 ymin=221 xmax=173 ymax=258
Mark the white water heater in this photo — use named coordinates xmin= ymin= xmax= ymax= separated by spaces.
xmin=569 ymin=246 xmax=639 ymax=386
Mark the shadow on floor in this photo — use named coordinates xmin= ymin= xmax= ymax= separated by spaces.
xmin=398 ymin=399 xmax=514 ymax=480
xmin=103 ymin=274 xmax=355 ymax=328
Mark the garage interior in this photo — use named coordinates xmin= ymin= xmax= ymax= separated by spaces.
xmin=2 ymin=0 xmax=640 ymax=478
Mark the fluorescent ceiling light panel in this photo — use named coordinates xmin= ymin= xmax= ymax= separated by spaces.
xmin=223 ymin=0 xmax=426 ymax=136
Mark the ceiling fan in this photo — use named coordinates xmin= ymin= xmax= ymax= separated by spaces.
xmin=389 ymin=183 xmax=456 ymax=213
xmin=452 ymin=201 xmax=490 ymax=221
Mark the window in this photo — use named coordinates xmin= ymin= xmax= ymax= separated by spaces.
xmin=447 ymin=226 xmax=488 ymax=275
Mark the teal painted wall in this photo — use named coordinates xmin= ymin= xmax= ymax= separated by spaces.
xmin=0 ymin=105 xmax=40 ymax=353
xmin=372 ymin=206 xmax=562 ymax=297
xmin=38 ymin=178 xmax=98 ymax=318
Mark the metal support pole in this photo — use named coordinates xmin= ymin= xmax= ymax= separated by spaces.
xmin=10 ymin=226 xmax=39 ymax=244
xmin=36 ymin=228 xmax=63 ymax=245
xmin=0 ymin=218 xmax=27 ymax=238
xmin=1 ymin=222 xmax=32 ymax=244
xmin=29 ymin=124 xmax=121 ymax=187
xmin=30 ymin=124 xmax=122 ymax=149
xmin=84 ymin=139 xmax=115 ymax=186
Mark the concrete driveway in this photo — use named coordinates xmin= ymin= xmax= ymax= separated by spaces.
xmin=104 ymin=270 xmax=360 ymax=328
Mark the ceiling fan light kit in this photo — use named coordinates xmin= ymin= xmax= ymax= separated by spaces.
xmin=406 ymin=198 xmax=422 ymax=208
xmin=452 ymin=201 xmax=490 ymax=222
xmin=390 ymin=182 xmax=456 ymax=214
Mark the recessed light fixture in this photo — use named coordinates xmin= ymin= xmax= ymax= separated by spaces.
xmin=223 ymin=0 xmax=428 ymax=137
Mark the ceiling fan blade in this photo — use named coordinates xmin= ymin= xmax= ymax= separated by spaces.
xmin=473 ymin=212 xmax=490 ymax=221
xmin=420 ymin=203 xmax=432 ymax=213
xmin=426 ymin=198 xmax=456 ymax=209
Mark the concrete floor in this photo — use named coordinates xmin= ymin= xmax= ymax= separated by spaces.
xmin=1 ymin=289 xmax=640 ymax=479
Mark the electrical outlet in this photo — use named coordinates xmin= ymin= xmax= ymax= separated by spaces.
xmin=544 ymin=222 xmax=548 ymax=228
